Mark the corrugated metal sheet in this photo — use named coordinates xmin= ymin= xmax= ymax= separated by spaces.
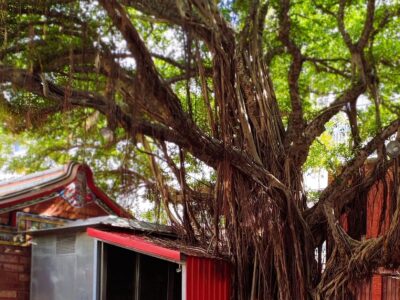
xmin=382 ymin=275 xmax=400 ymax=300
xmin=355 ymin=274 xmax=400 ymax=300
xmin=341 ymin=166 xmax=400 ymax=300
xmin=372 ymin=275 xmax=383 ymax=299
xmin=366 ymin=177 xmax=392 ymax=238
xmin=30 ymin=215 xmax=174 ymax=236
xmin=186 ymin=256 xmax=230 ymax=300
xmin=356 ymin=279 xmax=370 ymax=300
xmin=30 ymin=232 xmax=95 ymax=300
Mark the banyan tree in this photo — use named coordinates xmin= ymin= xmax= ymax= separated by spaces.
xmin=1 ymin=0 xmax=400 ymax=299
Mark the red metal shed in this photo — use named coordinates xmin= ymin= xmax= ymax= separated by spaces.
xmin=355 ymin=270 xmax=400 ymax=300
xmin=186 ymin=256 xmax=230 ymax=300
xmin=87 ymin=227 xmax=231 ymax=300
xmin=29 ymin=217 xmax=231 ymax=300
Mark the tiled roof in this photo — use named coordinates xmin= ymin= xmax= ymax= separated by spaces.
xmin=0 ymin=165 xmax=67 ymax=197
xmin=0 ymin=162 xmax=130 ymax=218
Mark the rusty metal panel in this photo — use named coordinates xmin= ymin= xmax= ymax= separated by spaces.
xmin=186 ymin=256 xmax=230 ymax=300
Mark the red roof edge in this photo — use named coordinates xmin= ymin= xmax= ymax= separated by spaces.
xmin=0 ymin=162 xmax=131 ymax=218
xmin=87 ymin=227 xmax=182 ymax=263
xmin=80 ymin=164 xmax=131 ymax=218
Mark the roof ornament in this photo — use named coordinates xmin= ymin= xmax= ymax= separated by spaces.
xmin=60 ymin=171 xmax=95 ymax=208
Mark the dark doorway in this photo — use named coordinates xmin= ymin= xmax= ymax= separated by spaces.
xmin=139 ymin=253 xmax=182 ymax=300
xmin=102 ymin=243 xmax=182 ymax=300
xmin=105 ymin=244 xmax=137 ymax=300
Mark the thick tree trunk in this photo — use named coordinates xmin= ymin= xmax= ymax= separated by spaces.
xmin=206 ymin=22 xmax=314 ymax=296
xmin=219 ymin=165 xmax=314 ymax=300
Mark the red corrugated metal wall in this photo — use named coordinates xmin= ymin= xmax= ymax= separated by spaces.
xmin=371 ymin=275 xmax=383 ymax=300
xmin=340 ymin=167 xmax=400 ymax=300
xmin=339 ymin=168 xmax=394 ymax=239
xmin=354 ymin=171 xmax=400 ymax=299
xmin=382 ymin=275 xmax=400 ymax=299
xmin=356 ymin=274 xmax=400 ymax=300
xmin=366 ymin=171 xmax=393 ymax=238
xmin=186 ymin=256 xmax=230 ymax=300
xmin=356 ymin=278 xmax=372 ymax=300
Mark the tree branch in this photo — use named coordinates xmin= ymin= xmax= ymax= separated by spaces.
xmin=278 ymin=0 xmax=306 ymax=151
xmin=337 ymin=0 xmax=355 ymax=51
xmin=305 ymin=57 xmax=351 ymax=79
xmin=345 ymin=100 xmax=361 ymax=149
xmin=304 ymin=83 xmax=366 ymax=149
xmin=357 ymin=0 xmax=376 ymax=51
xmin=1 ymin=64 xmax=292 ymax=194
xmin=307 ymin=118 xmax=400 ymax=239
xmin=0 ymin=65 xmax=213 ymax=166
xmin=99 ymin=0 xmax=198 ymax=131
xmin=118 ymin=0 xmax=213 ymax=44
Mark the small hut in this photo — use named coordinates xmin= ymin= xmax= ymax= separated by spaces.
xmin=29 ymin=216 xmax=231 ymax=300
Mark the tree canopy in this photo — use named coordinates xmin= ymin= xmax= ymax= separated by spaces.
xmin=1 ymin=0 xmax=400 ymax=299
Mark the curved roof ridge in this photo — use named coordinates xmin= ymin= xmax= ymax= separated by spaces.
xmin=0 ymin=162 xmax=76 ymax=197
xmin=0 ymin=162 xmax=130 ymax=218
xmin=0 ymin=165 xmax=66 ymax=187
